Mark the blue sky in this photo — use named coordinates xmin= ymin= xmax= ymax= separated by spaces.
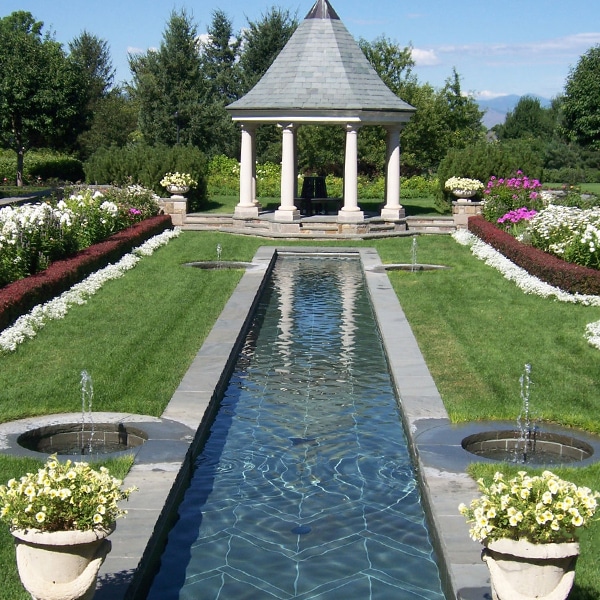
xmin=4 ymin=0 xmax=600 ymax=100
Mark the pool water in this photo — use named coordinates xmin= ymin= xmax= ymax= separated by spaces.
xmin=147 ymin=256 xmax=445 ymax=599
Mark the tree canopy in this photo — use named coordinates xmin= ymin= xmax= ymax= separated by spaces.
xmin=562 ymin=45 xmax=600 ymax=150
xmin=0 ymin=11 xmax=87 ymax=184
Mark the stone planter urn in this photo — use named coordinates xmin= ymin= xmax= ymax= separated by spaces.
xmin=12 ymin=524 xmax=114 ymax=600
xmin=166 ymin=185 xmax=189 ymax=198
xmin=482 ymin=538 xmax=579 ymax=600
xmin=452 ymin=189 xmax=477 ymax=201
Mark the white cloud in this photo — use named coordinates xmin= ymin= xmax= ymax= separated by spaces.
xmin=475 ymin=90 xmax=510 ymax=100
xmin=127 ymin=45 xmax=158 ymax=55
xmin=435 ymin=32 xmax=600 ymax=60
xmin=411 ymin=48 xmax=439 ymax=66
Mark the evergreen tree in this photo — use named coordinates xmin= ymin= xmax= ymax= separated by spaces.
xmin=129 ymin=9 xmax=208 ymax=148
xmin=200 ymin=9 xmax=241 ymax=103
xmin=199 ymin=9 xmax=242 ymax=157
xmin=77 ymin=88 xmax=138 ymax=158
xmin=69 ymin=31 xmax=116 ymax=158
xmin=238 ymin=7 xmax=298 ymax=93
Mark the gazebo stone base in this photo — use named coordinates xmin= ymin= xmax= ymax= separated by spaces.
xmin=337 ymin=209 xmax=365 ymax=223
xmin=234 ymin=205 xmax=260 ymax=219
xmin=273 ymin=207 xmax=301 ymax=222
xmin=380 ymin=206 xmax=406 ymax=221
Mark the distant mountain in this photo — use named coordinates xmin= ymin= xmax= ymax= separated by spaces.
xmin=477 ymin=94 xmax=551 ymax=129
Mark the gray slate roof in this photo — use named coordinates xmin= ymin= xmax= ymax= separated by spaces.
xmin=227 ymin=0 xmax=415 ymax=116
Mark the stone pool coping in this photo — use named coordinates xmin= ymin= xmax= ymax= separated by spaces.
xmin=89 ymin=246 xmax=489 ymax=600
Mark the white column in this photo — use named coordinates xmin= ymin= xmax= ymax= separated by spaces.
xmin=274 ymin=123 xmax=300 ymax=221
xmin=251 ymin=130 xmax=259 ymax=207
xmin=234 ymin=123 xmax=259 ymax=219
xmin=338 ymin=123 xmax=364 ymax=223
xmin=381 ymin=125 xmax=405 ymax=221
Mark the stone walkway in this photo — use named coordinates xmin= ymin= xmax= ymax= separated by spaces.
xmin=90 ymin=246 xmax=490 ymax=600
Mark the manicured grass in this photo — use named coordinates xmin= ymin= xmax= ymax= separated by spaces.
xmin=0 ymin=231 xmax=599 ymax=597
xmin=0 ymin=186 xmax=53 ymax=199
xmin=544 ymin=182 xmax=600 ymax=195
xmin=387 ymin=236 xmax=600 ymax=432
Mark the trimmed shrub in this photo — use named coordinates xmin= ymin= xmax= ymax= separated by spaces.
xmin=437 ymin=140 xmax=544 ymax=210
xmin=84 ymin=144 xmax=208 ymax=212
xmin=0 ymin=215 xmax=173 ymax=331
xmin=468 ymin=215 xmax=600 ymax=295
xmin=0 ymin=150 xmax=84 ymax=184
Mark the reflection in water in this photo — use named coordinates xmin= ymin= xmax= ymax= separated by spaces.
xmin=148 ymin=256 xmax=444 ymax=600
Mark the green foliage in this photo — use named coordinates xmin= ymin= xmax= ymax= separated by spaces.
xmin=128 ymin=10 xmax=210 ymax=150
xmin=84 ymin=143 xmax=207 ymax=210
xmin=400 ymin=175 xmax=439 ymax=197
xmin=562 ymin=45 xmax=600 ymax=149
xmin=0 ymin=149 xmax=83 ymax=184
xmin=298 ymin=126 xmax=345 ymax=176
xmin=358 ymin=36 xmax=416 ymax=97
xmin=398 ymin=72 xmax=485 ymax=177
xmin=238 ymin=7 xmax=298 ymax=93
xmin=75 ymin=88 xmax=138 ymax=159
xmin=200 ymin=9 xmax=242 ymax=103
xmin=496 ymin=95 xmax=556 ymax=141
xmin=480 ymin=172 xmax=544 ymax=223
xmin=436 ymin=139 xmax=544 ymax=210
xmin=0 ymin=12 xmax=88 ymax=183
xmin=68 ymin=30 xmax=114 ymax=101
xmin=204 ymin=155 xmax=438 ymax=204
xmin=207 ymin=155 xmax=239 ymax=196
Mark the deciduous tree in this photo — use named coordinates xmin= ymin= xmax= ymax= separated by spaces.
xmin=0 ymin=11 xmax=87 ymax=184
xmin=562 ymin=45 xmax=600 ymax=149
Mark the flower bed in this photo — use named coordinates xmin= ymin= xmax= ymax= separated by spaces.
xmin=0 ymin=214 xmax=173 ymax=332
xmin=468 ymin=215 xmax=600 ymax=295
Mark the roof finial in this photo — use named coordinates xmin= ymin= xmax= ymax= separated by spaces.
xmin=305 ymin=0 xmax=340 ymax=20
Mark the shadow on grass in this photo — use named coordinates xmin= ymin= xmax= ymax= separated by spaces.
xmin=199 ymin=196 xmax=449 ymax=217
xmin=571 ymin=585 xmax=599 ymax=600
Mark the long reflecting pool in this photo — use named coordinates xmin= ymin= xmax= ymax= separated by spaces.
xmin=147 ymin=255 xmax=445 ymax=599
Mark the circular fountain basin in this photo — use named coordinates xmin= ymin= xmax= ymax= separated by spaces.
xmin=462 ymin=429 xmax=594 ymax=465
xmin=18 ymin=423 xmax=148 ymax=456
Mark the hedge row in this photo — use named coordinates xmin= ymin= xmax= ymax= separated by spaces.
xmin=0 ymin=150 xmax=84 ymax=184
xmin=467 ymin=215 xmax=600 ymax=295
xmin=0 ymin=215 xmax=173 ymax=332
xmin=84 ymin=144 xmax=208 ymax=212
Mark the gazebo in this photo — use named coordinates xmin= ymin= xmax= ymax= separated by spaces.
xmin=225 ymin=0 xmax=415 ymax=224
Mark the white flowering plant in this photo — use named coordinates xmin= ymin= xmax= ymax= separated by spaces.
xmin=0 ymin=186 xmax=160 ymax=287
xmin=160 ymin=172 xmax=197 ymax=190
xmin=0 ymin=455 xmax=137 ymax=532
xmin=525 ymin=204 xmax=600 ymax=270
xmin=444 ymin=177 xmax=484 ymax=193
xmin=459 ymin=470 xmax=599 ymax=544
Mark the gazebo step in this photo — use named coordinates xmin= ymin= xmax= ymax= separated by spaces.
xmin=300 ymin=222 xmax=339 ymax=232
xmin=184 ymin=213 xmax=234 ymax=227
xmin=406 ymin=217 xmax=455 ymax=234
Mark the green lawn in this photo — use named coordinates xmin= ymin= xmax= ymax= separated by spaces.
xmin=0 ymin=231 xmax=599 ymax=598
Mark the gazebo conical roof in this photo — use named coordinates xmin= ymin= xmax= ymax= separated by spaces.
xmin=226 ymin=0 xmax=415 ymax=124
